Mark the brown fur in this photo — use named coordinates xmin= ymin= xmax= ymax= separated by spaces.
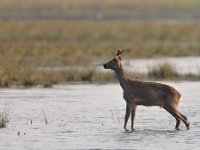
xmin=103 ymin=50 xmax=190 ymax=131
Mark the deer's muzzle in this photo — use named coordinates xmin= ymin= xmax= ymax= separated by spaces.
xmin=103 ymin=64 xmax=108 ymax=69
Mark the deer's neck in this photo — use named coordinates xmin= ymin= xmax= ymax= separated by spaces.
xmin=115 ymin=65 xmax=128 ymax=89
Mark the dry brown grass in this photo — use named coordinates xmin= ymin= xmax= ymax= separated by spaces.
xmin=0 ymin=0 xmax=199 ymax=7
xmin=1 ymin=21 xmax=200 ymax=87
xmin=1 ymin=21 xmax=200 ymax=66
xmin=148 ymin=63 xmax=180 ymax=80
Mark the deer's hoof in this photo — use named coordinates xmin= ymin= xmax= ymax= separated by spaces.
xmin=186 ymin=123 xmax=190 ymax=130
xmin=124 ymin=128 xmax=129 ymax=132
xmin=175 ymin=127 xmax=180 ymax=130
xmin=131 ymin=128 xmax=135 ymax=132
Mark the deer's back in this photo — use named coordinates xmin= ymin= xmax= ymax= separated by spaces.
xmin=125 ymin=80 xmax=181 ymax=107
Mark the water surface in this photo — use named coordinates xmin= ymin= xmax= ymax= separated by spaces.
xmin=0 ymin=82 xmax=199 ymax=149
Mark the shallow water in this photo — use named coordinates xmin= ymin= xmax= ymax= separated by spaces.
xmin=123 ymin=57 xmax=200 ymax=75
xmin=0 ymin=82 xmax=200 ymax=149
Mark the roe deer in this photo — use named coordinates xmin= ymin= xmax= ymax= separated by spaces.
xmin=103 ymin=50 xmax=190 ymax=131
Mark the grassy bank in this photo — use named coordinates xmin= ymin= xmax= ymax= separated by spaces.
xmin=0 ymin=66 xmax=117 ymax=87
xmin=1 ymin=21 xmax=200 ymax=66
xmin=1 ymin=64 xmax=200 ymax=88
xmin=1 ymin=21 xmax=200 ymax=87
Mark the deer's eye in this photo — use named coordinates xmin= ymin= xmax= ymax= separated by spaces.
xmin=113 ymin=58 xmax=117 ymax=62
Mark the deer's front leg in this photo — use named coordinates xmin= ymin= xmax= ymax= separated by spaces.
xmin=124 ymin=102 xmax=132 ymax=131
xmin=131 ymin=105 xmax=137 ymax=131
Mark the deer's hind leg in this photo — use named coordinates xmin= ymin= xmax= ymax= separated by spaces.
xmin=164 ymin=106 xmax=181 ymax=130
xmin=164 ymin=105 xmax=190 ymax=130
xmin=176 ymin=110 xmax=190 ymax=129
xmin=172 ymin=107 xmax=190 ymax=129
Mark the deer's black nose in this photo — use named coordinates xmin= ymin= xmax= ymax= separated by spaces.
xmin=103 ymin=64 xmax=108 ymax=69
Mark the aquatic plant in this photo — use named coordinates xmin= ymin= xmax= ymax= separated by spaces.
xmin=0 ymin=68 xmax=9 ymax=87
xmin=0 ymin=105 xmax=10 ymax=128
xmin=42 ymin=110 xmax=48 ymax=125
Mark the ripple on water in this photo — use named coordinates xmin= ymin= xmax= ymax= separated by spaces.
xmin=0 ymin=83 xmax=200 ymax=149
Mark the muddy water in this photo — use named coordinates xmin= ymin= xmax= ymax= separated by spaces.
xmin=0 ymin=82 xmax=200 ymax=149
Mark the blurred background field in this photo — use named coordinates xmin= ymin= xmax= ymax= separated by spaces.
xmin=1 ymin=0 xmax=200 ymax=87
xmin=1 ymin=0 xmax=200 ymax=21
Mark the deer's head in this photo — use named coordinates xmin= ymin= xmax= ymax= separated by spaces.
xmin=103 ymin=50 xmax=125 ymax=71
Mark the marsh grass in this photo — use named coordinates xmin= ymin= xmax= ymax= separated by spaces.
xmin=0 ymin=65 xmax=117 ymax=87
xmin=1 ymin=63 xmax=200 ymax=88
xmin=111 ymin=110 xmax=121 ymax=124
xmin=42 ymin=110 xmax=48 ymax=125
xmin=148 ymin=63 xmax=180 ymax=80
xmin=1 ymin=21 xmax=200 ymax=67
xmin=182 ymin=73 xmax=200 ymax=81
xmin=0 ymin=68 xmax=9 ymax=87
xmin=65 ymin=68 xmax=116 ymax=83
xmin=0 ymin=105 xmax=10 ymax=128
xmin=1 ymin=21 xmax=200 ymax=86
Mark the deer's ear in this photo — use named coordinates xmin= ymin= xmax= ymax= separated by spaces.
xmin=114 ymin=49 xmax=125 ymax=61
xmin=116 ymin=49 xmax=125 ymax=56
xmin=115 ymin=49 xmax=123 ymax=60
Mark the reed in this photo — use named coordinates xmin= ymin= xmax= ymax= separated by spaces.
xmin=0 ymin=105 xmax=10 ymax=128
xmin=1 ymin=21 xmax=200 ymax=87
xmin=148 ymin=63 xmax=180 ymax=80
